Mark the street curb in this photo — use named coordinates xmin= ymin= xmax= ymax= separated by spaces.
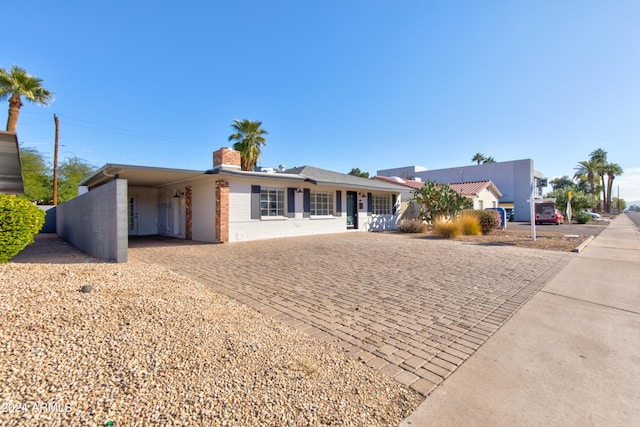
xmin=572 ymin=235 xmax=594 ymax=253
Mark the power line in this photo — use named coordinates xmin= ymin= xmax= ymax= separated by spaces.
xmin=56 ymin=114 xmax=213 ymax=146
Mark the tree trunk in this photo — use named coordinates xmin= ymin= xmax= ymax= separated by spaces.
xmin=6 ymin=95 xmax=22 ymax=132
xmin=599 ymin=174 xmax=607 ymax=213
xmin=606 ymin=176 xmax=615 ymax=214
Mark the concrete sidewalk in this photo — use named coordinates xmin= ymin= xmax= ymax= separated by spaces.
xmin=401 ymin=214 xmax=640 ymax=427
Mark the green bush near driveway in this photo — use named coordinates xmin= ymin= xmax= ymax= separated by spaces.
xmin=0 ymin=194 xmax=45 ymax=263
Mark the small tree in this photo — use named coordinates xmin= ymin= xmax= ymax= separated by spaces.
xmin=0 ymin=194 xmax=45 ymax=262
xmin=611 ymin=197 xmax=626 ymax=212
xmin=549 ymin=188 xmax=597 ymax=218
xmin=19 ymin=147 xmax=52 ymax=203
xmin=412 ymin=181 xmax=473 ymax=226
xmin=57 ymin=156 xmax=96 ymax=203
xmin=347 ymin=168 xmax=369 ymax=178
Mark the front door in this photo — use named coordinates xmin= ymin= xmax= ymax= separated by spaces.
xmin=346 ymin=191 xmax=358 ymax=229
xmin=128 ymin=195 xmax=138 ymax=235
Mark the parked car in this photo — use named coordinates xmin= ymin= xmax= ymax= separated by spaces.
xmin=505 ymin=208 xmax=515 ymax=222
xmin=582 ymin=210 xmax=601 ymax=219
xmin=535 ymin=209 xmax=564 ymax=225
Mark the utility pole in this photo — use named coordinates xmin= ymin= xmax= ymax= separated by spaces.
xmin=53 ymin=114 xmax=59 ymax=205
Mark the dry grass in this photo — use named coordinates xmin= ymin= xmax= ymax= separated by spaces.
xmin=453 ymin=229 xmax=587 ymax=252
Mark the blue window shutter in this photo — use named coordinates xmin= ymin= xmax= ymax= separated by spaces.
xmin=287 ymin=187 xmax=295 ymax=218
xmin=367 ymin=193 xmax=372 ymax=213
xmin=251 ymin=185 xmax=260 ymax=219
xmin=303 ymin=189 xmax=311 ymax=218
xmin=335 ymin=190 xmax=342 ymax=216
xmin=392 ymin=194 xmax=397 ymax=214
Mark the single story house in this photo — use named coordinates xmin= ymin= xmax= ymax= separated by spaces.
xmin=59 ymin=147 xmax=410 ymax=262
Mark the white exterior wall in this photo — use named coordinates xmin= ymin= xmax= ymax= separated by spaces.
xmin=190 ymin=180 xmax=216 ymax=242
xmin=224 ymin=176 xmax=402 ymax=242
xmin=474 ymin=188 xmax=500 ymax=210
xmin=157 ymin=187 xmax=186 ymax=238
xmin=227 ymin=178 xmax=346 ymax=243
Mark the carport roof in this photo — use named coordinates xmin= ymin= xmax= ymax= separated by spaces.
xmin=79 ymin=164 xmax=205 ymax=189
xmin=0 ymin=131 xmax=24 ymax=194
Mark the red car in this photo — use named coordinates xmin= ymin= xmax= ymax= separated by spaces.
xmin=535 ymin=209 xmax=564 ymax=225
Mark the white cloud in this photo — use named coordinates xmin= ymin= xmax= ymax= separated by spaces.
xmin=615 ymin=167 xmax=640 ymax=204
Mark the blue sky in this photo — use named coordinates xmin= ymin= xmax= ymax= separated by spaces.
xmin=5 ymin=1 xmax=640 ymax=201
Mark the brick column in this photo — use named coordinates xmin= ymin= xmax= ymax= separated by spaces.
xmin=215 ymin=180 xmax=229 ymax=243
xmin=185 ymin=185 xmax=192 ymax=240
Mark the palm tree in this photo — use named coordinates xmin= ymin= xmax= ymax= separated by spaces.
xmin=0 ymin=65 xmax=53 ymax=132
xmin=471 ymin=153 xmax=485 ymax=165
xmin=483 ymin=156 xmax=496 ymax=164
xmin=574 ymin=159 xmax=599 ymax=196
xmin=227 ymin=119 xmax=268 ymax=171
xmin=604 ymin=163 xmax=623 ymax=213
xmin=550 ymin=176 xmax=574 ymax=191
xmin=589 ymin=148 xmax=608 ymax=163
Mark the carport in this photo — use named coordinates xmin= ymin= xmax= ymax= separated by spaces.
xmin=56 ymin=164 xmax=207 ymax=262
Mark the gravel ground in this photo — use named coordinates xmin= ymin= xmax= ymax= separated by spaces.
xmin=0 ymin=260 xmax=421 ymax=426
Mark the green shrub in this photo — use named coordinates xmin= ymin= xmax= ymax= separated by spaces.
xmin=432 ymin=220 xmax=462 ymax=238
xmin=466 ymin=209 xmax=500 ymax=234
xmin=396 ymin=219 xmax=428 ymax=234
xmin=574 ymin=211 xmax=592 ymax=224
xmin=459 ymin=213 xmax=482 ymax=235
xmin=0 ymin=194 xmax=45 ymax=263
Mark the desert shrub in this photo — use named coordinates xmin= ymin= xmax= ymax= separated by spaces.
xmin=574 ymin=211 xmax=592 ymax=224
xmin=432 ymin=220 xmax=462 ymax=238
xmin=412 ymin=181 xmax=473 ymax=225
xmin=458 ymin=213 xmax=482 ymax=235
xmin=396 ymin=219 xmax=428 ymax=234
xmin=466 ymin=209 xmax=500 ymax=234
xmin=0 ymin=194 xmax=45 ymax=263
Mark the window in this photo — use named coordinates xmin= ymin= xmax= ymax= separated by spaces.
xmin=371 ymin=194 xmax=392 ymax=215
xmin=310 ymin=191 xmax=334 ymax=216
xmin=260 ymin=187 xmax=285 ymax=217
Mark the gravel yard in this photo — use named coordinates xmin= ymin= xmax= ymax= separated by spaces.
xmin=0 ymin=260 xmax=421 ymax=426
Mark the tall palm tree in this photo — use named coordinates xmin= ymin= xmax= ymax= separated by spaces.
xmin=471 ymin=153 xmax=485 ymax=165
xmin=604 ymin=163 xmax=623 ymax=213
xmin=0 ymin=65 xmax=53 ymax=132
xmin=227 ymin=119 xmax=268 ymax=171
xmin=574 ymin=160 xmax=599 ymax=195
xmin=589 ymin=148 xmax=608 ymax=209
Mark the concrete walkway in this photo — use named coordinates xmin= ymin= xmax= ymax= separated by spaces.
xmin=401 ymin=213 xmax=640 ymax=427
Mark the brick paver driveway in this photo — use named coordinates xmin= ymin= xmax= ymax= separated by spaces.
xmin=129 ymin=232 xmax=571 ymax=395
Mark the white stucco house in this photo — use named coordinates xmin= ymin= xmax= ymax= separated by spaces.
xmin=63 ymin=147 xmax=410 ymax=261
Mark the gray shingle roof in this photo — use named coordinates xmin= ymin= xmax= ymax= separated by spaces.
xmin=282 ymin=166 xmax=409 ymax=192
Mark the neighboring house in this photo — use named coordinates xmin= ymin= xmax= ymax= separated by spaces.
xmin=377 ymin=159 xmax=544 ymax=221
xmin=62 ymin=147 xmax=408 ymax=261
xmin=446 ymin=181 xmax=503 ymax=210
xmin=0 ymin=131 xmax=24 ymax=194
xmin=372 ymin=176 xmax=503 ymax=213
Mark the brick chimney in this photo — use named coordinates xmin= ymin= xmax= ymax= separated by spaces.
xmin=213 ymin=147 xmax=241 ymax=170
